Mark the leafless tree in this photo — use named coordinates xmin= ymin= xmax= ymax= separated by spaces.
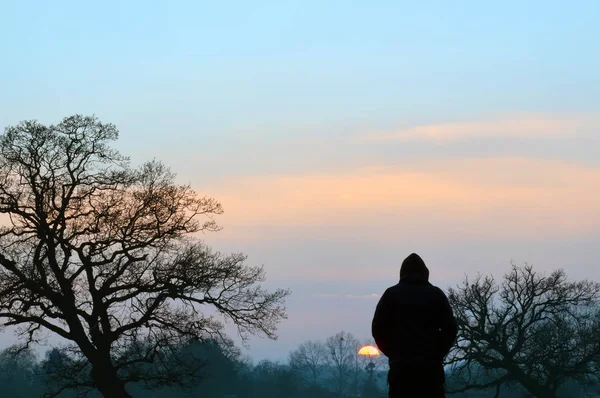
xmin=0 ymin=115 xmax=289 ymax=398
xmin=289 ymin=340 xmax=326 ymax=387
xmin=446 ymin=262 xmax=600 ymax=398
xmin=324 ymin=331 xmax=360 ymax=398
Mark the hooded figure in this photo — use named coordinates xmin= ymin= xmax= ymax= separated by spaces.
xmin=372 ymin=253 xmax=457 ymax=397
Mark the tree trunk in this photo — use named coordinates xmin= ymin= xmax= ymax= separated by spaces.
xmin=517 ymin=376 xmax=556 ymax=398
xmin=96 ymin=382 xmax=132 ymax=398
xmin=526 ymin=386 xmax=556 ymax=398
xmin=90 ymin=359 xmax=132 ymax=398
xmin=506 ymin=364 xmax=556 ymax=398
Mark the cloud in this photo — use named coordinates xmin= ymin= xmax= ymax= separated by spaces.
xmin=312 ymin=293 xmax=381 ymax=299
xmin=203 ymin=157 xmax=600 ymax=242
xmin=361 ymin=113 xmax=598 ymax=142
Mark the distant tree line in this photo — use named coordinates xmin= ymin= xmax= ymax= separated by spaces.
xmin=1 ymin=331 xmax=599 ymax=398
xmin=0 ymin=332 xmax=386 ymax=398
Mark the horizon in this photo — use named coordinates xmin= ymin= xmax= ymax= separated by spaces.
xmin=1 ymin=0 xmax=599 ymax=363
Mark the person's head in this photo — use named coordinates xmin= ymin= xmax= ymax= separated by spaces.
xmin=399 ymin=253 xmax=429 ymax=281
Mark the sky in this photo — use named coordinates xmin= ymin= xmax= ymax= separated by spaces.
xmin=0 ymin=0 xmax=599 ymax=361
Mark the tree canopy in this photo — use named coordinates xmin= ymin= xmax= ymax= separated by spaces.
xmin=0 ymin=115 xmax=289 ymax=397
xmin=446 ymin=263 xmax=600 ymax=398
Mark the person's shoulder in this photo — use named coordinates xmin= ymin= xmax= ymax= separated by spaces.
xmin=387 ymin=282 xmax=402 ymax=291
xmin=428 ymin=283 xmax=442 ymax=291
xmin=381 ymin=283 xmax=400 ymax=297
xmin=428 ymin=284 xmax=449 ymax=299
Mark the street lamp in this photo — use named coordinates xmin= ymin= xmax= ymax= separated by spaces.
xmin=358 ymin=345 xmax=381 ymax=397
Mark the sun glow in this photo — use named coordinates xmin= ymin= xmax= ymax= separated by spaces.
xmin=358 ymin=345 xmax=380 ymax=357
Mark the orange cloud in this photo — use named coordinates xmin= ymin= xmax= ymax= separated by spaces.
xmin=203 ymin=157 xmax=600 ymax=241
xmin=361 ymin=113 xmax=598 ymax=142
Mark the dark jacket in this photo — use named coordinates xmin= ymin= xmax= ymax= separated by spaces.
xmin=371 ymin=254 xmax=457 ymax=366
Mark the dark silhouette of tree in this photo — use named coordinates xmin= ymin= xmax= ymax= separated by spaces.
xmin=124 ymin=339 xmax=244 ymax=398
xmin=446 ymin=262 xmax=600 ymax=398
xmin=324 ymin=331 xmax=359 ymax=398
xmin=289 ymin=340 xmax=326 ymax=387
xmin=0 ymin=115 xmax=289 ymax=398
xmin=41 ymin=346 xmax=96 ymax=397
xmin=249 ymin=360 xmax=301 ymax=398
xmin=0 ymin=346 xmax=44 ymax=397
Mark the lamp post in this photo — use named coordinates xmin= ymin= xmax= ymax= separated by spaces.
xmin=358 ymin=345 xmax=380 ymax=398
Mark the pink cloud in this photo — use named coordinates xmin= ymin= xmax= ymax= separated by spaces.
xmin=311 ymin=293 xmax=381 ymax=299
xmin=361 ymin=113 xmax=598 ymax=142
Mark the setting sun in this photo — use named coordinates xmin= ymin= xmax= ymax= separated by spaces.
xmin=358 ymin=345 xmax=380 ymax=357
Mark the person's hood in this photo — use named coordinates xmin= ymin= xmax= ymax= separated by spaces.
xmin=399 ymin=253 xmax=429 ymax=282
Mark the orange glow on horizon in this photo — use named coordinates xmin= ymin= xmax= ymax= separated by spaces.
xmin=202 ymin=157 xmax=600 ymax=241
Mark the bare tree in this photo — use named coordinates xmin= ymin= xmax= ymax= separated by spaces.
xmin=289 ymin=340 xmax=326 ymax=387
xmin=446 ymin=262 xmax=600 ymax=398
xmin=324 ymin=331 xmax=360 ymax=398
xmin=0 ymin=115 xmax=289 ymax=398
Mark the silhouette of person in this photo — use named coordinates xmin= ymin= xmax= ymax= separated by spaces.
xmin=372 ymin=253 xmax=457 ymax=397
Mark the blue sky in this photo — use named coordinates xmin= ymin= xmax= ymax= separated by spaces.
xmin=1 ymin=0 xmax=600 ymax=360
